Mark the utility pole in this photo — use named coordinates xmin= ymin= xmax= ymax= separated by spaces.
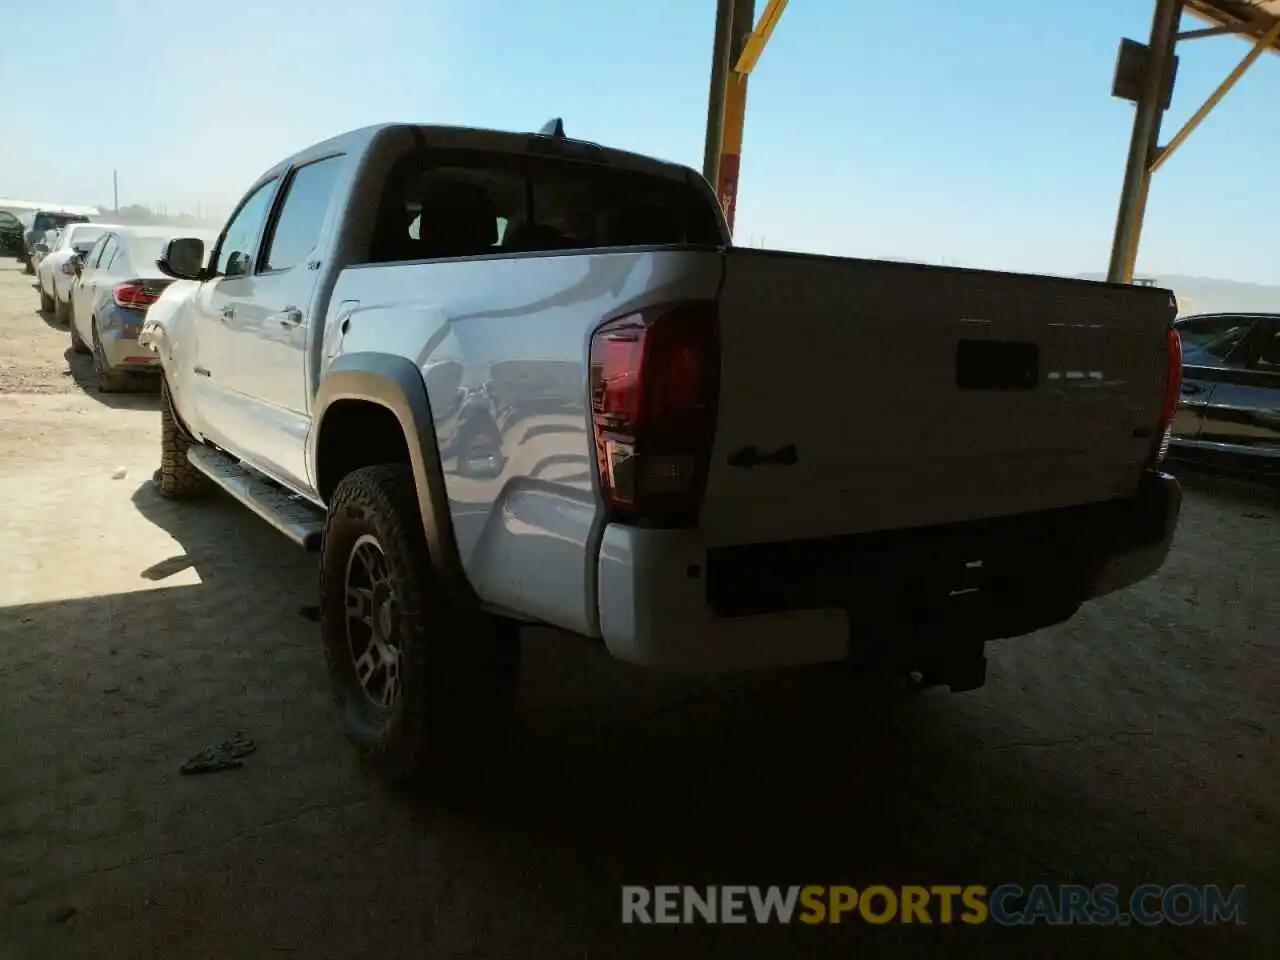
xmin=112 ymin=170 xmax=119 ymax=212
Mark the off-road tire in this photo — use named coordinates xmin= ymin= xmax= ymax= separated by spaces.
xmin=54 ymin=294 xmax=70 ymax=325
xmin=155 ymin=379 xmax=211 ymax=500
xmin=320 ymin=463 xmax=520 ymax=788
xmin=39 ymin=285 xmax=54 ymax=314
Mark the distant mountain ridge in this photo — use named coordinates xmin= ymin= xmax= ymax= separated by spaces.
xmin=1075 ymin=273 xmax=1280 ymax=317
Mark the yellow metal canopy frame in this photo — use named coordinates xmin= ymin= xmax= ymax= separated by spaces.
xmin=702 ymin=0 xmax=1280 ymax=282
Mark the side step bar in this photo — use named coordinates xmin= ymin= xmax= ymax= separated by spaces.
xmin=187 ymin=446 xmax=325 ymax=551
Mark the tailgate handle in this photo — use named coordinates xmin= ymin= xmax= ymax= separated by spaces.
xmin=955 ymin=340 xmax=1039 ymax=391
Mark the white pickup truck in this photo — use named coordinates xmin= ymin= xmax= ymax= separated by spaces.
xmin=141 ymin=120 xmax=1183 ymax=785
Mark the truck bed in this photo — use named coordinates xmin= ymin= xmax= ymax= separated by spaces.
xmin=697 ymin=249 xmax=1176 ymax=545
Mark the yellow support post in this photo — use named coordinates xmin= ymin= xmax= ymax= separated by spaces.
xmin=1107 ymin=0 xmax=1183 ymax=284
xmin=1149 ymin=15 xmax=1280 ymax=174
xmin=716 ymin=0 xmax=755 ymax=234
xmin=735 ymin=0 xmax=790 ymax=75
xmin=711 ymin=0 xmax=790 ymax=234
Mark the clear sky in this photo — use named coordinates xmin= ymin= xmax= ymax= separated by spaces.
xmin=2 ymin=0 xmax=1277 ymax=281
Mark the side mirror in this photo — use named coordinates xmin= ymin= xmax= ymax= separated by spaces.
xmin=73 ymin=258 xmax=83 ymax=277
xmin=34 ymin=242 xmax=49 ymax=255
xmin=158 ymin=237 xmax=206 ymax=281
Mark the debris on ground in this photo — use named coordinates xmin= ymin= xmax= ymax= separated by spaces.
xmin=180 ymin=733 xmax=256 ymax=775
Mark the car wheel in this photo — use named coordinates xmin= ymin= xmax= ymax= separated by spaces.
xmin=39 ymin=284 xmax=54 ymax=314
xmin=22 ymin=256 xmax=34 ymax=275
xmin=69 ymin=309 xmax=90 ymax=354
xmin=90 ymin=319 xmax=127 ymax=392
xmin=154 ymin=378 xmax=211 ymax=500
xmin=320 ymin=463 xmax=520 ymax=788
xmin=54 ymin=292 xmax=70 ymax=325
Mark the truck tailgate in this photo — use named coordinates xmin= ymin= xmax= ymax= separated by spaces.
xmin=697 ymin=250 xmax=1176 ymax=546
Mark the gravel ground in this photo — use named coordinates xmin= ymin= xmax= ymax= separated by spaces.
xmin=0 ymin=259 xmax=1275 ymax=959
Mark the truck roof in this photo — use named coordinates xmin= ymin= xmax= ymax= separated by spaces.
xmin=256 ymin=122 xmax=696 ymax=192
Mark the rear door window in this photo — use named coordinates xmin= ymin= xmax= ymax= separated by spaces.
xmin=92 ymin=235 xmax=115 ymax=269
xmin=366 ymin=146 xmax=723 ymax=264
xmin=100 ymin=236 xmax=120 ymax=271
xmin=84 ymin=235 xmax=108 ymax=269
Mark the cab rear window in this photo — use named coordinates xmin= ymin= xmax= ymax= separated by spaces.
xmin=366 ymin=146 xmax=724 ymax=263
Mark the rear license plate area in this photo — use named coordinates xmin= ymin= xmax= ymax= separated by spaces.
xmin=956 ymin=340 xmax=1039 ymax=390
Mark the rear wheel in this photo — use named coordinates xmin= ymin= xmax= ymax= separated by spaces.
xmin=154 ymin=378 xmax=211 ymax=500
xmin=320 ymin=463 xmax=520 ymax=788
xmin=69 ymin=310 xmax=90 ymax=354
xmin=91 ymin=319 xmax=128 ymax=392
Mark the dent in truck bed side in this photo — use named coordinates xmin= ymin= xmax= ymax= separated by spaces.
xmin=311 ymin=351 xmax=476 ymax=607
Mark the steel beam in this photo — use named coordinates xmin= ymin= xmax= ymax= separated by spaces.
xmin=1107 ymin=0 xmax=1183 ymax=284
xmin=1151 ymin=15 xmax=1280 ymax=174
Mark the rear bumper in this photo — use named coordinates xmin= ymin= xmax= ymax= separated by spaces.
xmin=596 ymin=471 xmax=1182 ymax=672
xmin=98 ymin=306 xmax=160 ymax=372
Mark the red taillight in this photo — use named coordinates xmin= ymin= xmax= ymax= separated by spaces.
xmin=589 ymin=300 xmax=719 ymax=528
xmin=1150 ymin=326 xmax=1183 ymax=466
xmin=113 ymin=283 xmax=158 ymax=310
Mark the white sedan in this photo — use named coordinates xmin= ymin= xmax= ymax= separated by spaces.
xmin=37 ymin=222 xmax=119 ymax=323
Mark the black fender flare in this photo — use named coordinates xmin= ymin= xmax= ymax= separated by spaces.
xmin=312 ymin=352 xmax=476 ymax=607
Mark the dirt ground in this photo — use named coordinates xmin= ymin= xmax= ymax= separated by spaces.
xmin=0 ymin=259 xmax=1275 ymax=959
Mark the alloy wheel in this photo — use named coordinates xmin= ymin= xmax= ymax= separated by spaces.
xmin=344 ymin=534 xmax=402 ymax=709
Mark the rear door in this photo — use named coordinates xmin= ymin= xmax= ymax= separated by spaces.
xmin=222 ymin=153 xmax=345 ymax=492
xmin=1196 ymin=317 xmax=1280 ymax=461
xmin=72 ymin=234 xmax=115 ymax=343
xmin=698 ymin=251 xmax=1175 ymax=545
xmin=1173 ymin=314 xmax=1259 ymax=442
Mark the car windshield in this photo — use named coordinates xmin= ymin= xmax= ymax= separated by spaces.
xmin=33 ymin=213 xmax=88 ymax=232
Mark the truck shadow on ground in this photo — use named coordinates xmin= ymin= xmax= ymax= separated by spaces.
xmin=0 ymin=480 xmax=1265 ymax=958
xmin=59 ymin=345 xmax=161 ymax=410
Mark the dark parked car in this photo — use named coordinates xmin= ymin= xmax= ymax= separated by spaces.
xmin=1170 ymin=312 xmax=1280 ymax=476
xmin=22 ymin=210 xmax=91 ymax=272
xmin=0 ymin=211 xmax=25 ymax=257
